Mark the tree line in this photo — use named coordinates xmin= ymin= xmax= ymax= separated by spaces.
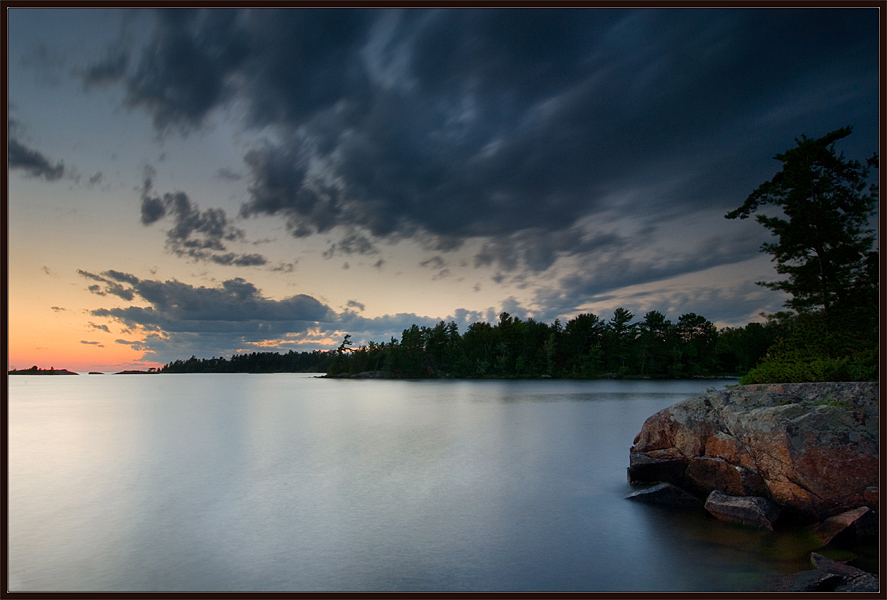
xmin=325 ymin=309 xmax=789 ymax=379
xmin=161 ymin=350 xmax=330 ymax=374
xmin=158 ymin=309 xmax=786 ymax=379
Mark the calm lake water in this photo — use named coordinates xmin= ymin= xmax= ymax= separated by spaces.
xmin=9 ymin=374 xmax=835 ymax=591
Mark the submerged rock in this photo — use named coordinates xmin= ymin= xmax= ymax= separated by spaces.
xmin=625 ymin=482 xmax=703 ymax=510
xmin=628 ymin=382 xmax=878 ymax=521
xmin=808 ymin=506 xmax=877 ymax=547
xmin=704 ymin=490 xmax=781 ymax=530
xmin=762 ymin=553 xmax=880 ymax=592
xmin=810 ymin=552 xmax=880 ymax=592
xmin=764 ymin=570 xmax=844 ymax=592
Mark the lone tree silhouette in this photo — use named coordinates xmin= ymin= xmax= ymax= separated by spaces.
xmin=726 ymin=126 xmax=878 ymax=319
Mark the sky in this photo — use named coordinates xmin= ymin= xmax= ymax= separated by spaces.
xmin=6 ymin=7 xmax=881 ymax=371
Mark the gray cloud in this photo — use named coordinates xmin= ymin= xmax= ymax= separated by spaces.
xmin=78 ymin=269 xmax=521 ymax=362
xmin=531 ymin=229 xmax=769 ymax=322
xmin=85 ymin=271 xmax=333 ymax=329
xmin=78 ymin=269 xmax=136 ymax=301
xmin=81 ymin=340 xmax=105 ymax=348
xmin=322 ymin=231 xmax=379 ymax=258
xmin=9 ymin=137 xmax=65 ymax=181
xmin=269 ymin=262 xmax=296 ymax=273
xmin=346 ymin=300 xmax=366 ymax=312
xmin=120 ymin=10 xmax=249 ymax=134
xmin=92 ymin=8 xmax=877 ymax=284
xmin=210 ymin=253 xmax=268 ymax=267
xmin=419 ymin=256 xmax=445 ymax=270
xmin=139 ymin=175 xmax=267 ymax=267
xmin=215 ymin=167 xmax=242 ymax=181
xmin=568 ymin=280 xmax=788 ymax=329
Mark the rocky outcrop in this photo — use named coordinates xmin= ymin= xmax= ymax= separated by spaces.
xmin=628 ymin=382 xmax=878 ymax=522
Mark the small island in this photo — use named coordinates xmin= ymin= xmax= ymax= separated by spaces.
xmin=8 ymin=366 xmax=78 ymax=375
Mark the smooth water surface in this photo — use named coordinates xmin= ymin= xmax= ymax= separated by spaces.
xmin=9 ymin=375 xmax=816 ymax=591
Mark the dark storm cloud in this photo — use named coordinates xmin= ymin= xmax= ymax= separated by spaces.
xmin=9 ymin=137 xmax=65 ymax=181
xmin=94 ymin=8 xmax=877 ymax=278
xmin=84 ymin=271 xmax=334 ymax=330
xmin=122 ymin=9 xmax=250 ymax=134
xmin=139 ymin=175 xmax=268 ymax=266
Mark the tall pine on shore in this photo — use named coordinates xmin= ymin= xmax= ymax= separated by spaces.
xmin=726 ymin=127 xmax=878 ymax=383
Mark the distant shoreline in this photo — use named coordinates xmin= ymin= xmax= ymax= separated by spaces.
xmin=6 ymin=368 xmax=741 ymax=380
xmin=8 ymin=369 xmax=79 ymax=375
xmin=7 ymin=369 xmax=159 ymax=375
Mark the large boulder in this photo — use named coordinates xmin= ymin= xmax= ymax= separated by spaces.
xmin=628 ymin=382 xmax=878 ymax=521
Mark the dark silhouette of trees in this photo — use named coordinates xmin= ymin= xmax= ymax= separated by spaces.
xmin=324 ymin=308 xmax=782 ymax=380
xmin=155 ymin=314 xmax=814 ymax=381
xmin=161 ymin=350 xmax=330 ymax=373
xmin=725 ymin=127 xmax=878 ymax=383
xmin=637 ymin=311 xmax=671 ymax=378
xmin=726 ymin=126 xmax=878 ymax=319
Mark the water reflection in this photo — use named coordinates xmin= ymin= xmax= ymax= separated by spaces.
xmin=13 ymin=375 xmax=820 ymax=592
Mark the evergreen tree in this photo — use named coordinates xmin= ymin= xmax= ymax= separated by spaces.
xmin=726 ymin=126 xmax=878 ymax=318
xmin=726 ymin=127 xmax=878 ymax=383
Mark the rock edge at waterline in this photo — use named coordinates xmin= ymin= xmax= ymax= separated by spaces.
xmin=627 ymin=382 xmax=878 ymax=523
xmin=625 ymin=382 xmax=879 ymax=590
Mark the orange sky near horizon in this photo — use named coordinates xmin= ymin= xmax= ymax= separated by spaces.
xmin=7 ymin=310 xmax=162 ymax=373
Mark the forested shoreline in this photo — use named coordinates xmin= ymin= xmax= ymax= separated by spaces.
xmin=323 ymin=309 xmax=785 ymax=379
xmin=161 ymin=350 xmax=330 ymax=374
xmin=158 ymin=308 xmax=787 ymax=380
